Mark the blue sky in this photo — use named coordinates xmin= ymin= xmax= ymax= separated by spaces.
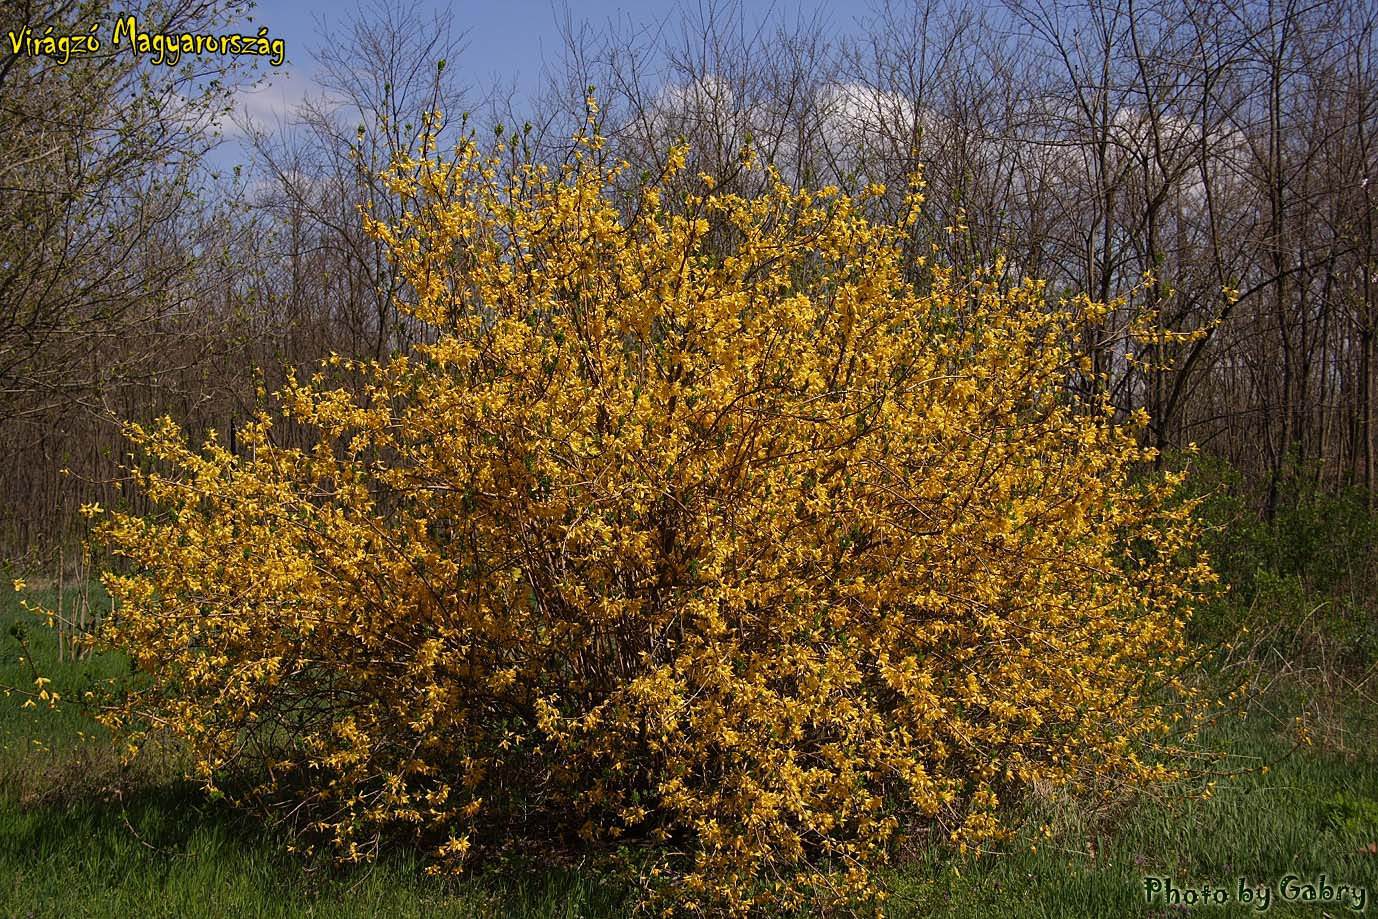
xmin=227 ymin=0 xmax=868 ymax=138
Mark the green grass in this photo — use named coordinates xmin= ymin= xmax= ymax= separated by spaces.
xmin=3 ymin=582 xmax=1375 ymax=917
xmin=882 ymin=685 xmax=1378 ymax=918
xmin=0 ymin=582 xmax=629 ymax=918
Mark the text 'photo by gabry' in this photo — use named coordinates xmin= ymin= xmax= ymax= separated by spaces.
xmin=6 ymin=14 xmax=285 ymax=67
xmin=1144 ymin=875 xmax=1369 ymax=912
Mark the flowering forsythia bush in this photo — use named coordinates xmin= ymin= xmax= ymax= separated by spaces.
xmin=94 ymin=116 xmax=1212 ymax=915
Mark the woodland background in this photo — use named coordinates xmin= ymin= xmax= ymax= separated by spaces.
xmin=2 ymin=0 xmax=1376 ymax=620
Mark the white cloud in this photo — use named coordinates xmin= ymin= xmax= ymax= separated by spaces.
xmin=227 ymin=69 xmax=320 ymax=136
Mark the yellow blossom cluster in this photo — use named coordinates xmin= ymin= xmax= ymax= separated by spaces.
xmin=94 ymin=119 xmax=1212 ymax=915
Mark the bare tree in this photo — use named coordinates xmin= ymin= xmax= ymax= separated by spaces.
xmin=242 ymin=0 xmax=472 ymax=365
xmin=0 ymin=0 xmax=265 ymax=554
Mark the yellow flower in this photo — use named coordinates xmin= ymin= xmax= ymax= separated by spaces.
xmin=90 ymin=108 xmax=1214 ymax=917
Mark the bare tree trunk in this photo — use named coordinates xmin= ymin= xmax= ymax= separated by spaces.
xmin=56 ymin=545 xmax=65 ymax=664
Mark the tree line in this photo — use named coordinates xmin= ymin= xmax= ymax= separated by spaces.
xmin=2 ymin=0 xmax=1375 ymax=559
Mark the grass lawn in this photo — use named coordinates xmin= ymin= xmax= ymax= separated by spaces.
xmin=2 ymin=582 xmax=1375 ymax=917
